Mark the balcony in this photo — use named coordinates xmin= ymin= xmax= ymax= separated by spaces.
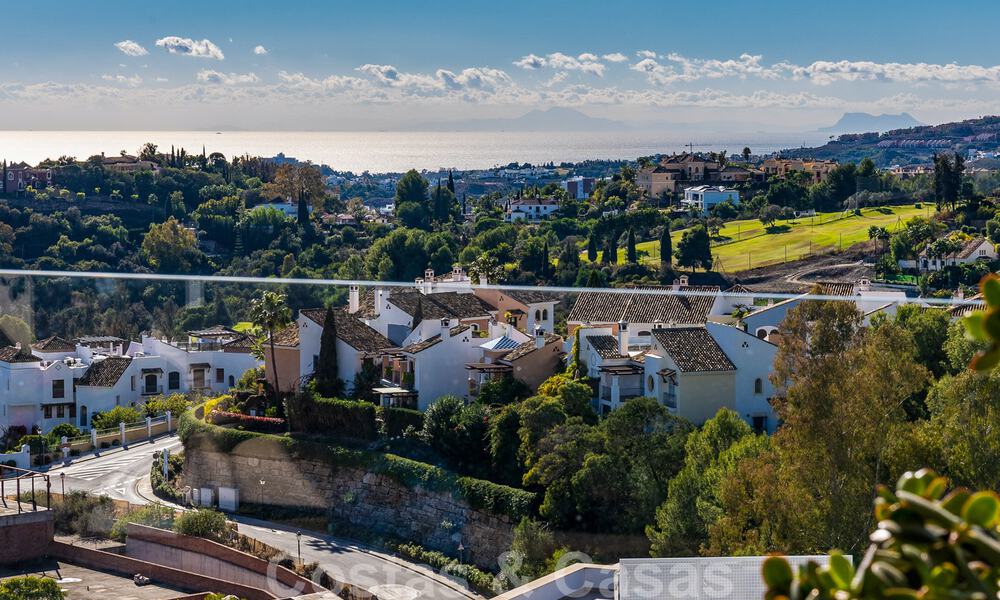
xmin=141 ymin=385 xmax=163 ymax=396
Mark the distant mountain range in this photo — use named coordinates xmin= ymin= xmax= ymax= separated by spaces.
xmin=819 ymin=112 xmax=924 ymax=134
xmin=419 ymin=107 xmax=627 ymax=132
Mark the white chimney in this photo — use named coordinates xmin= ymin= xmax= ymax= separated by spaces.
xmin=453 ymin=266 xmax=465 ymax=282
xmin=857 ymin=278 xmax=871 ymax=292
xmin=441 ymin=317 xmax=451 ymax=333
xmin=376 ymin=288 xmax=385 ymax=312
xmin=672 ymin=279 xmax=681 ymax=291
xmin=425 ymin=269 xmax=435 ymax=293
xmin=618 ymin=320 xmax=629 ymax=355
xmin=479 ymin=274 xmax=489 ymax=286
xmin=679 ymin=275 xmax=689 ymax=287
xmin=534 ymin=326 xmax=545 ymax=349
xmin=415 ymin=277 xmax=424 ymax=293
xmin=348 ymin=285 xmax=360 ymax=313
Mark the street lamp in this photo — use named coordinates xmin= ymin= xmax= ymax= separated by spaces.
xmin=259 ymin=479 xmax=265 ymax=506
xmin=458 ymin=542 xmax=465 ymax=564
xmin=296 ymin=531 xmax=302 ymax=566
xmin=60 ymin=472 xmax=65 ymax=497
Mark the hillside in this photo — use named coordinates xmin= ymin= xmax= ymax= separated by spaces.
xmin=584 ymin=205 xmax=928 ymax=273
xmin=784 ymin=114 xmax=1000 ymax=166
xmin=819 ymin=112 xmax=923 ymax=134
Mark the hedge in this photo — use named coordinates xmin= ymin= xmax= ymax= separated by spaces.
xmin=179 ymin=406 xmax=535 ymax=521
xmin=379 ymin=406 xmax=425 ymax=438
xmin=286 ymin=393 xmax=378 ymax=441
xmin=390 ymin=541 xmax=503 ymax=595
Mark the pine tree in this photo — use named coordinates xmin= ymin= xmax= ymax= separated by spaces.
xmin=447 ymin=170 xmax=455 ymax=194
xmin=660 ymin=226 xmax=672 ymax=267
xmin=626 ymin=228 xmax=637 ymax=264
xmin=587 ymin=232 xmax=598 ymax=262
xmin=315 ymin=308 xmax=343 ymax=397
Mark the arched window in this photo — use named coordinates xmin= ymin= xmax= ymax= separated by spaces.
xmin=79 ymin=405 xmax=88 ymax=427
xmin=542 ymin=309 xmax=548 ymax=321
xmin=535 ymin=309 xmax=541 ymax=321
xmin=756 ymin=328 xmax=768 ymax=339
xmin=754 ymin=378 xmax=763 ymax=394
xmin=229 ymin=375 xmax=235 ymax=387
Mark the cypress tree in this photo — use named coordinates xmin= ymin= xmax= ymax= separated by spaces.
xmin=447 ymin=170 xmax=455 ymax=194
xmin=461 ymin=193 xmax=467 ymax=215
xmin=212 ymin=293 xmax=231 ymax=326
xmin=411 ymin=297 xmax=424 ymax=329
xmin=586 ymin=269 xmax=604 ymax=288
xmin=602 ymin=234 xmax=616 ymax=264
xmin=542 ymin=240 xmax=551 ymax=277
xmin=315 ymin=308 xmax=343 ymax=397
xmin=660 ymin=226 xmax=672 ymax=266
xmin=626 ymin=228 xmax=637 ymax=264
xmin=587 ymin=233 xmax=598 ymax=262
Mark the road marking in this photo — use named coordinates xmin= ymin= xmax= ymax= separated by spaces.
xmin=63 ymin=454 xmax=148 ymax=481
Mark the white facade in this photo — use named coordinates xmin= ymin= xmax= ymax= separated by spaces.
xmin=296 ymin=313 xmax=370 ymax=395
xmin=505 ymin=199 xmax=560 ymax=222
xmin=0 ymin=356 xmax=87 ymax=433
xmin=899 ymin=238 xmax=999 ymax=272
xmin=704 ymin=322 xmax=778 ymax=433
xmin=404 ymin=320 xmax=482 ymax=410
xmin=681 ymin=185 xmax=740 ymax=215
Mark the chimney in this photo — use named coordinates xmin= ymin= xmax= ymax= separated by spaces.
xmin=672 ymin=279 xmax=681 ymax=291
xmin=618 ymin=320 xmax=629 ymax=355
xmin=348 ymin=285 xmax=360 ymax=313
xmin=479 ymin=274 xmax=489 ymax=286
xmin=534 ymin=326 xmax=545 ymax=349
xmin=857 ymin=278 xmax=871 ymax=292
xmin=679 ymin=275 xmax=689 ymax=287
xmin=425 ymin=269 xmax=435 ymax=293
xmin=415 ymin=277 xmax=424 ymax=293
xmin=441 ymin=317 xmax=451 ymax=333
xmin=376 ymin=288 xmax=385 ymax=312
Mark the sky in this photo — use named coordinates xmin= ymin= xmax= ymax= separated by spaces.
xmin=2 ymin=0 xmax=1000 ymax=131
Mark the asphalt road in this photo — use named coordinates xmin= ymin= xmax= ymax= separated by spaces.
xmin=46 ymin=434 xmax=480 ymax=600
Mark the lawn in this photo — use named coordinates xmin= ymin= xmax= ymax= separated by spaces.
xmin=582 ymin=204 xmax=931 ymax=273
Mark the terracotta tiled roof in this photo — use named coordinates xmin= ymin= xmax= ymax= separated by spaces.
xmin=0 ymin=346 xmax=42 ymax=363
xmin=269 ymin=324 xmax=300 ymax=348
xmin=502 ymin=333 xmax=562 ymax=363
xmin=815 ymin=281 xmax=856 ymax=297
xmin=385 ymin=291 xmax=492 ymax=322
xmin=401 ymin=335 xmax=442 ymax=354
xmin=300 ymin=308 xmax=393 ymax=352
xmin=586 ymin=334 xmax=626 ymax=359
xmin=0 ymin=329 xmax=17 ymax=349
xmin=501 ymin=290 xmax=561 ymax=306
xmin=187 ymin=325 xmax=238 ymax=338
xmin=222 ymin=334 xmax=254 ymax=352
xmin=568 ymin=287 xmax=718 ymax=325
xmin=956 ymin=238 xmax=992 ymax=259
xmin=77 ymin=356 xmax=132 ymax=386
xmin=32 ymin=336 xmax=77 ymax=352
xmin=652 ymin=327 xmax=734 ymax=372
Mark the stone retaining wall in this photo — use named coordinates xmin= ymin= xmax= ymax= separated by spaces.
xmin=183 ymin=435 xmax=515 ymax=569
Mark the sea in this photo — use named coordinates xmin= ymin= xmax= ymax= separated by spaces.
xmin=0 ymin=130 xmax=830 ymax=174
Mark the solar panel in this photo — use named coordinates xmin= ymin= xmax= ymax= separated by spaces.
xmin=617 ymin=555 xmax=837 ymax=600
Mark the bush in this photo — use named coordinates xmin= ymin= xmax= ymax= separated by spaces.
xmin=202 ymin=395 xmax=233 ymax=420
xmin=17 ymin=434 xmax=48 ymax=454
xmin=380 ymin=406 xmax=424 ymax=438
xmin=142 ymin=393 xmax=189 ymax=418
xmin=174 ymin=508 xmax=229 ymax=542
xmin=110 ymin=502 xmax=174 ymax=541
xmin=91 ymin=405 xmax=141 ymax=430
xmin=53 ymin=491 xmax=116 ymax=537
xmin=390 ymin=541 xmax=501 ymax=595
xmin=0 ymin=575 xmax=65 ymax=599
xmin=286 ymin=391 xmax=377 ymax=440
xmin=47 ymin=423 xmax=82 ymax=443
xmin=476 ymin=375 xmax=531 ymax=406
xmin=150 ymin=450 xmax=185 ymax=503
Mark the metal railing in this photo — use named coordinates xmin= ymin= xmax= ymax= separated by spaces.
xmin=0 ymin=465 xmax=51 ymax=513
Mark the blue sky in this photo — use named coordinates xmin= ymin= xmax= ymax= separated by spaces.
xmin=3 ymin=0 xmax=1000 ymax=130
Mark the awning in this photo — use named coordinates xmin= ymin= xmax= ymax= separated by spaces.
xmin=599 ymin=365 xmax=644 ymax=375
xmin=373 ymin=387 xmax=415 ymax=395
xmin=464 ymin=363 xmax=513 ymax=372
xmin=141 ymin=368 xmax=163 ymax=374
xmin=189 ymin=362 xmax=211 ymax=370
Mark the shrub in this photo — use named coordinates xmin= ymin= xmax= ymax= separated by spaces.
xmin=46 ymin=423 xmax=82 ymax=444
xmin=390 ymin=541 xmax=501 ymax=595
xmin=286 ymin=392 xmax=377 ymax=440
xmin=202 ymin=395 xmax=233 ymax=421
xmin=18 ymin=434 xmax=48 ymax=454
xmin=174 ymin=508 xmax=229 ymax=542
xmin=210 ymin=411 xmax=285 ymax=432
xmin=476 ymin=375 xmax=531 ymax=406
xmin=0 ymin=575 xmax=65 ymax=599
xmin=91 ymin=405 xmax=141 ymax=430
xmin=142 ymin=393 xmax=189 ymax=418
xmin=110 ymin=502 xmax=175 ymax=541
xmin=150 ymin=450 xmax=185 ymax=503
xmin=380 ymin=406 xmax=424 ymax=438
xmin=53 ymin=491 xmax=115 ymax=537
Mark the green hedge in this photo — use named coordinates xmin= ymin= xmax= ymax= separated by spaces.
xmin=379 ymin=406 xmax=425 ymax=438
xmin=286 ymin=393 xmax=378 ymax=441
xmin=179 ymin=406 xmax=534 ymax=521
xmin=390 ymin=541 xmax=502 ymax=595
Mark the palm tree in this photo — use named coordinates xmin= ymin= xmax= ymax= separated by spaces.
xmin=249 ymin=291 xmax=292 ymax=399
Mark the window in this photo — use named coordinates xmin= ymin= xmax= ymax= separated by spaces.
xmin=216 ymin=368 xmax=224 ymax=383
xmin=535 ymin=309 xmax=541 ymax=321
xmin=57 ymin=405 xmax=65 ymax=419
xmin=752 ymin=415 xmax=768 ymax=434
xmin=52 ymin=380 xmax=65 ymax=399
xmin=542 ymin=309 xmax=548 ymax=321
xmin=131 ymin=376 xmax=135 ymax=391
xmin=79 ymin=406 xmax=88 ymax=427
xmin=69 ymin=405 xmax=76 ymax=419
xmin=168 ymin=371 xmax=180 ymax=390
xmin=229 ymin=375 xmax=235 ymax=387
xmin=754 ymin=378 xmax=763 ymax=394
xmin=647 ymin=375 xmax=654 ymax=392
xmin=44 ymin=405 xmax=52 ymax=419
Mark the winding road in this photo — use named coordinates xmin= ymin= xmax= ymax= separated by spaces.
xmin=45 ymin=434 xmax=480 ymax=600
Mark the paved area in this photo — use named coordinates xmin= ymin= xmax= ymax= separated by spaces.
xmin=0 ymin=559 xmax=188 ymax=599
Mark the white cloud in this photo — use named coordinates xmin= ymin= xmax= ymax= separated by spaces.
xmin=602 ymin=53 xmax=628 ymax=63
xmin=114 ymin=40 xmax=148 ymax=57
xmin=788 ymin=60 xmax=1000 ymax=85
xmin=101 ymin=74 xmax=143 ymax=87
xmin=254 ymin=45 xmax=268 ymax=55
xmin=196 ymin=70 xmax=260 ymax=85
xmin=513 ymin=54 xmax=546 ymax=70
xmin=577 ymin=53 xmax=599 ymax=62
xmin=154 ymin=77 xmax=169 ymax=82
xmin=155 ymin=36 xmax=225 ymax=60
xmin=636 ymin=50 xmax=658 ymax=59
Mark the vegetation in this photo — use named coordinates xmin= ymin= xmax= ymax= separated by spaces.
xmin=0 ymin=576 xmax=64 ymax=600
xmin=91 ymin=405 xmax=142 ymax=430
xmin=173 ymin=508 xmax=230 ymax=542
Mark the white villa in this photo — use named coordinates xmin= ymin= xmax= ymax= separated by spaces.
xmin=504 ymin=197 xmax=560 ymax=222
xmin=898 ymin=237 xmax=998 ymax=272
xmin=0 ymin=329 xmax=260 ymax=435
xmin=681 ymin=185 xmax=740 ymax=215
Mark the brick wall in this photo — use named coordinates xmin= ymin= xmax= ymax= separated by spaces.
xmin=0 ymin=510 xmax=54 ymax=565
xmin=183 ymin=437 xmax=515 ymax=569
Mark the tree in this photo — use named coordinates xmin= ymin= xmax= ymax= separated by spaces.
xmin=742 ymin=147 xmax=751 ymax=163
xmin=91 ymin=405 xmax=142 ymax=430
xmin=447 ymin=170 xmax=455 ymax=194
xmin=249 ymin=291 xmax=292 ymax=399
xmin=141 ymin=217 xmax=203 ymax=273
xmin=0 ymin=576 xmax=65 ymax=600
xmin=674 ymin=225 xmax=713 ymax=271
xmin=0 ymin=314 xmax=32 ymax=350
xmin=759 ymin=204 xmax=783 ymax=229
xmin=314 ymin=308 xmax=343 ymax=397
xmin=602 ymin=234 xmax=616 ymax=264
xmin=395 ymin=170 xmax=431 ymax=229
xmin=626 ymin=228 xmax=637 ymax=264
xmin=659 ymin=226 xmax=672 ymax=267
xmin=586 ymin=232 xmax=598 ymax=262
